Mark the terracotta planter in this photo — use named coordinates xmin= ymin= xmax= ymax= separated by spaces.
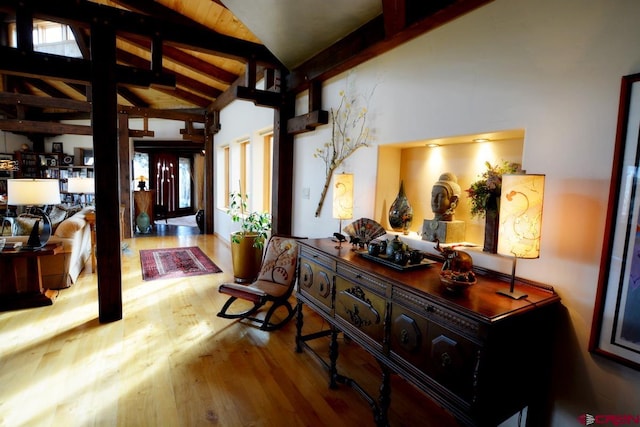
xmin=230 ymin=232 xmax=264 ymax=283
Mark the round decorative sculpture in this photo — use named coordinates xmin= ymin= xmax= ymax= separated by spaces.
xmin=389 ymin=181 xmax=413 ymax=234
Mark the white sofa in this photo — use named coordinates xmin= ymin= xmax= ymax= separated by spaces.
xmin=3 ymin=206 xmax=93 ymax=289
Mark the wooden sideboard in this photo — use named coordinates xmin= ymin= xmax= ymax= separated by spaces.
xmin=295 ymin=238 xmax=560 ymax=427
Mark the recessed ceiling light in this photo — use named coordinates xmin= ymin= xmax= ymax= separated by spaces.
xmin=473 ymin=138 xmax=490 ymax=143
xmin=426 ymin=143 xmax=440 ymax=148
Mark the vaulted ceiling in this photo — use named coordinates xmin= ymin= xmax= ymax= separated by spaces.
xmin=0 ymin=0 xmax=493 ymax=129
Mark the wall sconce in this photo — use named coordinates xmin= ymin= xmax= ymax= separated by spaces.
xmin=332 ymin=173 xmax=353 ymax=248
xmin=497 ymin=174 xmax=545 ymax=299
xmin=8 ymin=179 xmax=61 ymax=249
xmin=67 ymin=177 xmax=95 ymax=206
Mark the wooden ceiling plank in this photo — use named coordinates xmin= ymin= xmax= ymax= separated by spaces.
xmin=24 ymin=78 xmax=71 ymax=100
xmin=117 ymin=85 xmax=150 ymax=108
xmin=156 ymin=86 xmax=210 ymax=108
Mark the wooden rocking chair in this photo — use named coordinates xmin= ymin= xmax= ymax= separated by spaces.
xmin=217 ymin=235 xmax=302 ymax=331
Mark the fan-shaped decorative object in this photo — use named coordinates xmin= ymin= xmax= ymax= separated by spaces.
xmin=343 ymin=218 xmax=386 ymax=244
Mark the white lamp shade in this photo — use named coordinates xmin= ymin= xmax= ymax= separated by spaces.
xmin=8 ymin=179 xmax=61 ymax=205
xmin=497 ymin=174 xmax=545 ymax=259
xmin=333 ymin=173 xmax=354 ymax=220
xmin=68 ymin=177 xmax=95 ymax=194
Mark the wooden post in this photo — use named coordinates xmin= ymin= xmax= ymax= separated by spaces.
xmin=91 ymin=20 xmax=123 ymax=323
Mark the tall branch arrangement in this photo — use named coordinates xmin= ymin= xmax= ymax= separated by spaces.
xmin=314 ymin=83 xmax=375 ymax=217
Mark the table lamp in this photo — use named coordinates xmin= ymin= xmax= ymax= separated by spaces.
xmin=137 ymin=175 xmax=148 ymax=191
xmin=332 ymin=173 xmax=353 ymax=248
xmin=67 ymin=177 xmax=95 ymax=206
xmin=496 ymin=174 xmax=545 ymax=299
xmin=8 ymin=179 xmax=61 ymax=249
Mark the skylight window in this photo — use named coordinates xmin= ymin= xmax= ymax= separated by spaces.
xmin=8 ymin=20 xmax=81 ymax=58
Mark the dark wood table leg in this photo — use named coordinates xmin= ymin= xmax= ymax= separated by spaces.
xmin=328 ymin=326 xmax=339 ymax=389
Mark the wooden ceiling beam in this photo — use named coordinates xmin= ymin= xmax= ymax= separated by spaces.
xmin=0 ymin=46 xmax=176 ymax=88
xmin=118 ymin=105 xmax=205 ymax=122
xmin=288 ymin=0 xmax=493 ymax=91
xmin=117 ymin=85 xmax=150 ymax=108
xmin=0 ymin=91 xmax=90 ymax=111
xmin=116 ymin=48 xmax=220 ymax=100
xmin=120 ymin=33 xmax=237 ymax=85
xmin=0 ymin=119 xmax=92 ymax=135
xmin=0 ymin=0 xmax=281 ymax=66
xmin=382 ymin=0 xmax=407 ymax=37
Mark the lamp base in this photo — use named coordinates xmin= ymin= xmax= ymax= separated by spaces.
xmin=23 ymin=208 xmax=52 ymax=249
xmin=496 ymin=289 xmax=528 ymax=300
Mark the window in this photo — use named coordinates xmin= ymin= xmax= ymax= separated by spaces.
xmin=239 ymin=139 xmax=250 ymax=200
xmin=223 ymin=145 xmax=230 ymax=208
xmin=9 ymin=20 xmax=81 ymax=57
xmin=262 ymin=133 xmax=273 ymax=212
xmin=133 ymin=152 xmax=149 ymax=189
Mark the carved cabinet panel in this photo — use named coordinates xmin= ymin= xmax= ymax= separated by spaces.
xmin=335 ymin=276 xmax=386 ymax=346
xmin=299 ymin=260 xmax=333 ymax=312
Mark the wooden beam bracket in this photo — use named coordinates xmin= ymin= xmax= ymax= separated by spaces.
xmin=235 ymin=86 xmax=284 ymax=108
xmin=287 ymin=110 xmax=329 ymax=135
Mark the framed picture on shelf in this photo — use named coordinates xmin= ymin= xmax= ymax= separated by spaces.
xmin=0 ymin=153 xmax=14 ymax=178
xmin=83 ymin=149 xmax=94 ymax=166
xmin=52 ymin=142 xmax=63 ymax=153
xmin=590 ymin=72 xmax=640 ymax=370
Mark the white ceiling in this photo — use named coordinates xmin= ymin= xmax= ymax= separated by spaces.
xmin=222 ymin=0 xmax=382 ymax=69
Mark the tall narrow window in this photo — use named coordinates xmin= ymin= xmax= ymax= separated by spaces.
xmin=223 ymin=145 xmax=230 ymax=208
xmin=263 ymin=133 xmax=273 ymax=212
xmin=239 ymin=139 xmax=250 ymax=200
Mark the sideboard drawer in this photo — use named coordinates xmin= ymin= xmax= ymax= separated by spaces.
xmin=390 ymin=305 xmax=481 ymax=404
xmin=298 ymin=259 xmax=334 ymax=312
xmin=335 ymin=276 xmax=385 ymax=346
xmin=300 ymin=245 xmax=336 ymax=271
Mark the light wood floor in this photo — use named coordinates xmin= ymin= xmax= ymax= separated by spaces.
xmin=0 ymin=233 xmax=458 ymax=427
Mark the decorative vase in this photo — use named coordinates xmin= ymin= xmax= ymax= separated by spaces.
xmin=483 ymin=195 xmax=499 ymax=253
xmin=195 ymin=209 xmax=205 ymax=234
xmin=231 ymin=232 xmax=263 ymax=283
xmin=136 ymin=211 xmax=151 ymax=234
xmin=389 ymin=180 xmax=414 ymax=235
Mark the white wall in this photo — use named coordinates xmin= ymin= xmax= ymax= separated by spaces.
xmin=288 ymin=0 xmax=640 ymax=425
xmin=213 ymin=99 xmax=273 ymax=241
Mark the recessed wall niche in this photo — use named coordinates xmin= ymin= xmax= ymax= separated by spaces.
xmin=374 ymin=130 xmax=524 ymax=246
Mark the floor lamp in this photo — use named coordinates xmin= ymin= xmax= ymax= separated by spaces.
xmin=8 ymin=179 xmax=61 ymax=249
xmin=333 ymin=173 xmax=353 ymax=249
xmin=496 ymin=174 xmax=545 ymax=300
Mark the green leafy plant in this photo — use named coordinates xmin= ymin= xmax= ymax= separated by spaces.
xmin=227 ymin=191 xmax=271 ymax=249
xmin=466 ymin=161 xmax=521 ymax=218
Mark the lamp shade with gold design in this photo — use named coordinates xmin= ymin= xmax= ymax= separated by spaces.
xmin=333 ymin=173 xmax=354 ymax=220
xmin=496 ymin=174 xmax=545 ymax=299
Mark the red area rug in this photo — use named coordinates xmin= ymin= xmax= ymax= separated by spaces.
xmin=140 ymin=246 xmax=222 ymax=281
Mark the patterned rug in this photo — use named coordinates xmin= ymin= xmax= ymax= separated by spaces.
xmin=140 ymin=246 xmax=222 ymax=281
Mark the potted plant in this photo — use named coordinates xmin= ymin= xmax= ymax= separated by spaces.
xmin=465 ymin=161 xmax=520 ymax=252
xmin=227 ymin=191 xmax=271 ymax=283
